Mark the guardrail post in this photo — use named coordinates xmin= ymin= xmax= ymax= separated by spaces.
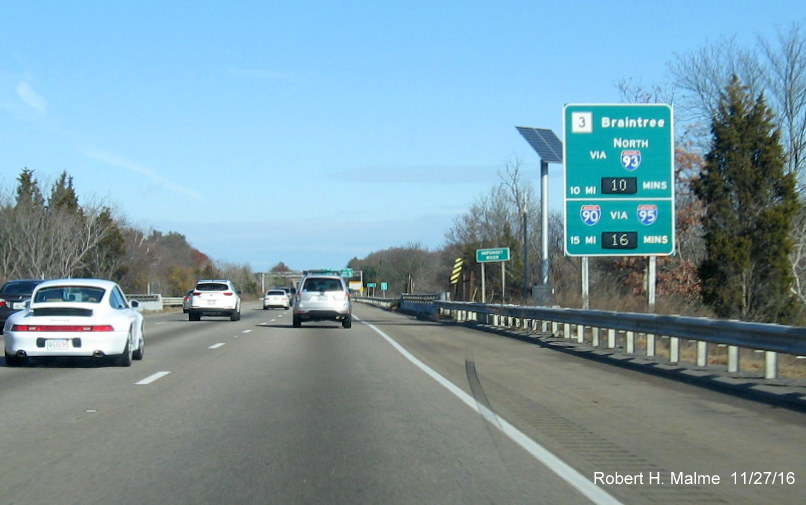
xmin=728 ymin=346 xmax=739 ymax=373
xmin=576 ymin=324 xmax=584 ymax=344
xmin=626 ymin=331 xmax=635 ymax=354
xmin=697 ymin=341 xmax=708 ymax=367
xmin=607 ymin=329 xmax=616 ymax=348
xmin=646 ymin=334 xmax=655 ymax=357
xmin=670 ymin=337 xmax=680 ymax=363
xmin=765 ymin=351 xmax=777 ymax=379
xmin=592 ymin=327 xmax=600 ymax=347
xmin=563 ymin=323 xmax=570 ymax=339
xmin=551 ymin=321 xmax=558 ymax=336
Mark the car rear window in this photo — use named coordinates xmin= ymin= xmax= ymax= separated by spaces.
xmin=33 ymin=286 xmax=105 ymax=303
xmin=1 ymin=280 xmax=42 ymax=294
xmin=302 ymin=278 xmax=344 ymax=292
xmin=196 ymin=283 xmax=229 ymax=291
xmin=266 ymin=290 xmax=285 ymax=295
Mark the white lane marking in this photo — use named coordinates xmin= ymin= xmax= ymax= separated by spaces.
xmin=355 ymin=315 xmax=624 ymax=505
xmin=136 ymin=371 xmax=171 ymax=385
xmin=209 ymin=343 xmax=226 ymax=349
xmin=242 ymin=329 xmax=252 ymax=333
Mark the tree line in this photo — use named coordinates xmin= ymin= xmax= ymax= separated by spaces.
xmin=0 ymin=169 xmax=259 ymax=297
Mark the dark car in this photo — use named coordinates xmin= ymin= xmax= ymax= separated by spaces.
xmin=182 ymin=289 xmax=193 ymax=313
xmin=0 ymin=279 xmax=45 ymax=332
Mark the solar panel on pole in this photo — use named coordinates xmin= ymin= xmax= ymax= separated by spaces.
xmin=516 ymin=126 xmax=563 ymax=163
xmin=515 ymin=125 xmax=563 ymax=306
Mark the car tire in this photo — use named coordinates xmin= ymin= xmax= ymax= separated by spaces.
xmin=189 ymin=312 xmax=201 ymax=321
xmin=132 ymin=335 xmax=144 ymax=360
xmin=4 ymin=351 xmax=26 ymax=367
xmin=230 ymin=311 xmax=241 ymax=321
xmin=293 ymin=315 xmax=301 ymax=327
xmin=113 ymin=338 xmax=133 ymax=367
xmin=342 ymin=316 xmax=352 ymax=329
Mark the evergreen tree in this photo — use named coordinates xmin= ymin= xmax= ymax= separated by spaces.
xmin=15 ymin=168 xmax=45 ymax=210
xmin=81 ymin=207 xmax=127 ymax=281
xmin=48 ymin=171 xmax=81 ymax=214
xmin=694 ymin=77 xmax=801 ymax=323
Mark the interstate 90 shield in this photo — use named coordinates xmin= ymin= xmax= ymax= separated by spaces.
xmin=580 ymin=204 xmax=601 ymax=226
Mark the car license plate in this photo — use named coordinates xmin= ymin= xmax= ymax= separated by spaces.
xmin=46 ymin=339 xmax=70 ymax=351
xmin=207 ymin=300 xmax=216 ymax=306
xmin=12 ymin=302 xmax=25 ymax=310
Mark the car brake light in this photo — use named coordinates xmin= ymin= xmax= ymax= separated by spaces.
xmin=192 ymin=292 xmax=201 ymax=296
xmin=0 ymin=300 xmax=6 ymax=308
xmin=223 ymin=292 xmax=233 ymax=296
xmin=11 ymin=324 xmax=114 ymax=332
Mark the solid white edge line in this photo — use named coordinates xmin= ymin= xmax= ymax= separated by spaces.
xmin=209 ymin=343 xmax=226 ymax=349
xmin=135 ymin=371 xmax=171 ymax=385
xmin=355 ymin=315 xmax=624 ymax=505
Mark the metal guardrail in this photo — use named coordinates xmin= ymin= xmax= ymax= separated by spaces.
xmin=356 ymin=294 xmax=444 ymax=317
xmin=433 ymin=301 xmax=806 ymax=379
xmin=355 ymin=296 xmax=397 ymax=310
xmin=127 ymin=294 xmax=184 ymax=310
xmin=356 ymin=294 xmax=806 ymax=379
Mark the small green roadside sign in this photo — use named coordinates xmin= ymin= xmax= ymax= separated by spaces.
xmin=476 ymin=247 xmax=510 ymax=263
xmin=563 ymin=104 xmax=675 ymax=257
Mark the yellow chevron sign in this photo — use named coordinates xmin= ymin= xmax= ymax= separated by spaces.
xmin=450 ymin=257 xmax=463 ymax=284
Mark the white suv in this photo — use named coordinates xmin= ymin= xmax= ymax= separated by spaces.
xmin=293 ymin=273 xmax=351 ymax=328
xmin=189 ymin=280 xmax=241 ymax=321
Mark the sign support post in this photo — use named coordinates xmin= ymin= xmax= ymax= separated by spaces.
xmin=481 ymin=263 xmax=486 ymax=303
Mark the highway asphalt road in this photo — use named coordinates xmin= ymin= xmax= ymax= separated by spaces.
xmin=0 ymin=302 xmax=803 ymax=505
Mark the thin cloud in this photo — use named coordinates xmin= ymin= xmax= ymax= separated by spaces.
xmin=16 ymin=80 xmax=47 ymax=114
xmin=83 ymin=148 xmax=205 ymax=201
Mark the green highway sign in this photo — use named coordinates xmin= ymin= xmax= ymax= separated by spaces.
xmin=563 ymin=104 xmax=675 ymax=256
xmin=476 ymin=247 xmax=510 ymax=263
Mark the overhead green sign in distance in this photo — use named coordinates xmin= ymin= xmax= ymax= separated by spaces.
xmin=563 ymin=103 xmax=675 ymax=256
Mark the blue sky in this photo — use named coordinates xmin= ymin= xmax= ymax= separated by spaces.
xmin=2 ymin=1 xmax=803 ymax=272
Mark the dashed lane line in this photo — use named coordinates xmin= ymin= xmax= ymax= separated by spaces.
xmin=135 ymin=371 xmax=171 ymax=385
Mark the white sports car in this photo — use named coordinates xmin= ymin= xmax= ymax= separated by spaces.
xmin=3 ymin=279 xmax=144 ymax=367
